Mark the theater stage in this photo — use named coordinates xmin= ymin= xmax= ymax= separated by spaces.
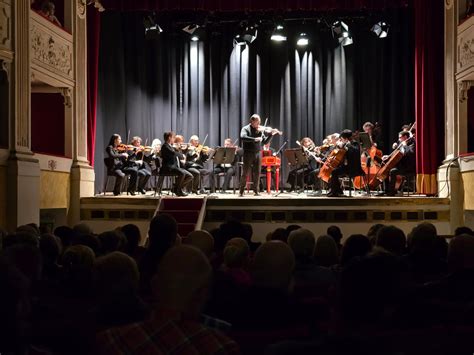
xmin=80 ymin=191 xmax=452 ymax=242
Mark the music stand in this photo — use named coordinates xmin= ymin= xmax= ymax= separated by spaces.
xmin=357 ymin=132 xmax=372 ymax=150
xmin=212 ymin=147 xmax=237 ymax=192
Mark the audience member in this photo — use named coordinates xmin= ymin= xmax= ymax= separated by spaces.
xmin=96 ymin=245 xmax=239 ymax=354
xmin=98 ymin=230 xmax=125 ymax=255
xmin=39 ymin=233 xmax=62 ymax=282
xmin=340 ymin=234 xmax=371 ymax=266
xmin=327 ymin=225 xmax=343 ymax=251
xmin=54 ymin=225 xmax=74 ymax=248
xmin=367 ymin=223 xmax=384 ymax=245
xmin=39 ymin=0 xmax=62 ymax=27
xmin=187 ymin=230 xmax=215 ymax=259
xmin=314 ymin=235 xmax=339 ymax=267
xmin=94 ymin=252 xmax=149 ymax=329
xmin=121 ymin=223 xmax=143 ymax=259
xmin=375 ymin=225 xmax=406 ymax=256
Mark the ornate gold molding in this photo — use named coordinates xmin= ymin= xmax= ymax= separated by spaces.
xmin=0 ymin=0 xmax=11 ymax=49
xmin=446 ymin=0 xmax=453 ymax=10
xmin=458 ymin=80 xmax=474 ymax=102
xmin=0 ymin=58 xmax=8 ymax=82
xmin=61 ymin=87 xmax=72 ymax=107
xmin=77 ymin=0 xmax=86 ymax=19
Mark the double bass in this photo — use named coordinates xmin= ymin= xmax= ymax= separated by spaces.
xmin=353 ymin=123 xmax=383 ymax=190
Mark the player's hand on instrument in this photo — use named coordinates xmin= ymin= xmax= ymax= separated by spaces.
xmin=316 ymin=157 xmax=323 ymax=164
xmin=255 ymin=137 xmax=263 ymax=142
xmin=382 ymin=154 xmax=389 ymax=161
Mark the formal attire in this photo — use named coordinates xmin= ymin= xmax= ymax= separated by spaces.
xmin=160 ymin=142 xmax=193 ymax=194
xmin=213 ymin=148 xmax=242 ymax=192
xmin=127 ymin=149 xmax=152 ymax=193
xmin=239 ymin=125 xmax=273 ymax=195
xmin=105 ymin=145 xmax=139 ymax=195
xmin=328 ymin=141 xmax=364 ymax=196
xmin=386 ymin=141 xmax=416 ymax=195
xmin=185 ymin=148 xmax=214 ymax=193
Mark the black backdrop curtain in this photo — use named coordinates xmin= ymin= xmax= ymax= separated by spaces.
xmin=95 ymin=8 xmax=413 ymax=192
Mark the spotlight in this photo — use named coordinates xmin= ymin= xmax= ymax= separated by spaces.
xmin=234 ymin=24 xmax=258 ymax=46
xmin=183 ymin=24 xmax=206 ymax=41
xmin=332 ymin=20 xmax=353 ymax=46
xmin=371 ymin=21 xmax=390 ymax=38
xmin=296 ymin=32 xmax=309 ymax=46
xmin=271 ymin=24 xmax=287 ymax=42
xmin=143 ymin=14 xmax=163 ymax=40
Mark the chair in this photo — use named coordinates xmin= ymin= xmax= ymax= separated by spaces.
xmin=400 ymin=173 xmax=416 ymax=196
xmin=214 ymin=169 xmax=237 ymax=194
xmin=103 ymin=158 xmax=129 ymax=195
xmin=152 ymin=158 xmax=179 ymax=196
xmin=342 ymin=172 xmax=370 ymax=197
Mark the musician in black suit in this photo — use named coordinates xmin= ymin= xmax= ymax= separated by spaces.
xmin=128 ymin=136 xmax=152 ymax=194
xmin=185 ymin=135 xmax=214 ymax=194
xmin=105 ymin=134 xmax=139 ymax=196
xmin=381 ymin=131 xmax=416 ymax=196
xmin=213 ymin=138 xmax=242 ymax=193
xmin=160 ymin=131 xmax=193 ymax=197
xmin=238 ymin=114 xmax=276 ymax=196
xmin=327 ymin=130 xmax=364 ymax=197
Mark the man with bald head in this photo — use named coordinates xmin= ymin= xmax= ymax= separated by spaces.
xmin=97 ymin=245 xmax=239 ymax=354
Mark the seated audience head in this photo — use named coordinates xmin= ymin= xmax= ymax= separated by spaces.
xmin=94 ymin=251 xmax=139 ymax=300
xmin=2 ymin=244 xmax=42 ymax=283
xmin=61 ymin=245 xmax=95 ymax=292
xmin=16 ymin=224 xmax=39 ymax=237
xmin=215 ymin=219 xmax=243 ymax=252
xmin=375 ymin=225 xmax=406 ymax=256
xmin=407 ymin=222 xmax=438 ymax=256
xmin=270 ymin=228 xmax=288 ymax=243
xmin=339 ymin=251 xmax=411 ymax=327
xmin=223 ymin=237 xmax=249 ymax=268
xmin=26 ymin=223 xmax=41 ymax=236
xmin=287 ymin=228 xmax=315 ymax=261
xmin=72 ymin=233 xmax=100 ymax=256
xmin=53 ymin=225 xmax=74 ymax=248
xmin=148 ymin=214 xmax=178 ymax=256
xmin=98 ymin=230 xmax=125 ymax=255
xmin=152 ymin=245 xmax=211 ymax=316
xmin=285 ymin=224 xmax=302 ymax=238
xmin=340 ymin=234 xmax=371 ymax=265
xmin=121 ymin=224 xmax=142 ymax=256
xmin=241 ymin=223 xmax=254 ymax=245
xmin=454 ymin=226 xmax=474 ymax=236
xmin=367 ymin=223 xmax=384 ymax=245
xmin=252 ymin=241 xmax=295 ymax=292
xmin=73 ymin=223 xmax=93 ymax=236
xmin=187 ymin=230 xmax=214 ymax=259
xmin=0 ymin=258 xmax=30 ymax=354
xmin=39 ymin=233 xmax=61 ymax=265
xmin=3 ymin=232 xmax=39 ymax=249
xmin=447 ymin=234 xmax=474 ymax=272
xmin=327 ymin=225 xmax=343 ymax=245
xmin=314 ymin=234 xmax=339 ymax=267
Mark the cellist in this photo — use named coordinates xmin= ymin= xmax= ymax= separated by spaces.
xmin=327 ymin=130 xmax=364 ymax=197
xmin=378 ymin=130 xmax=416 ymax=196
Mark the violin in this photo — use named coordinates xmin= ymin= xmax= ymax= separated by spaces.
xmin=257 ymin=126 xmax=283 ymax=135
xmin=116 ymin=144 xmax=135 ymax=152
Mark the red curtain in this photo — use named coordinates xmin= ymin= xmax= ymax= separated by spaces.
xmin=87 ymin=9 xmax=100 ymax=166
xmin=414 ymin=0 xmax=444 ymax=195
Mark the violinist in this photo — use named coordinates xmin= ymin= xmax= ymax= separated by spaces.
xmin=173 ymin=135 xmax=199 ymax=194
xmin=379 ymin=130 xmax=416 ymax=196
xmin=238 ymin=114 xmax=279 ymax=197
xmin=327 ymin=130 xmax=364 ymax=197
xmin=160 ymin=131 xmax=193 ymax=197
xmin=129 ymin=136 xmax=152 ymax=194
xmin=214 ymin=138 xmax=241 ymax=193
xmin=287 ymin=137 xmax=321 ymax=193
xmin=185 ymin=135 xmax=214 ymax=194
xmin=105 ymin=134 xmax=139 ymax=196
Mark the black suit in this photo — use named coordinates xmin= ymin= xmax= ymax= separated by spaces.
xmin=328 ymin=141 xmax=364 ymax=194
xmin=387 ymin=141 xmax=416 ymax=194
xmin=105 ymin=145 xmax=139 ymax=195
xmin=185 ymin=148 xmax=214 ymax=193
xmin=160 ymin=143 xmax=193 ymax=192
xmin=239 ymin=124 xmax=273 ymax=194
xmin=127 ymin=149 xmax=152 ymax=191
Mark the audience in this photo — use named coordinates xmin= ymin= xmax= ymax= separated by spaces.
xmin=97 ymin=245 xmax=239 ymax=354
xmin=3 ymin=215 xmax=474 ymax=354
xmin=38 ymin=0 xmax=62 ymax=27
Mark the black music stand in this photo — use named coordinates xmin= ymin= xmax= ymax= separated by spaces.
xmin=212 ymin=147 xmax=237 ymax=192
xmin=357 ymin=132 xmax=372 ymax=150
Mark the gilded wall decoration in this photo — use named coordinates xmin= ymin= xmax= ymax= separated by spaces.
xmin=0 ymin=1 xmax=11 ymax=49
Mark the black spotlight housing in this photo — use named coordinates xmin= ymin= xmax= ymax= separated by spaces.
xmin=371 ymin=21 xmax=390 ymax=38
xmin=331 ymin=20 xmax=353 ymax=46
xmin=143 ymin=14 xmax=163 ymax=40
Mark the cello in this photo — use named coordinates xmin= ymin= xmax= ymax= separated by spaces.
xmin=318 ymin=146 xmax=346 ymax=183
xmin=353 ymin=123 xmax=383 ymax=190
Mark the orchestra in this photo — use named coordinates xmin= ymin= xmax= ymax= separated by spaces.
xmin=105 ymin=119 xmax=416 ymax=198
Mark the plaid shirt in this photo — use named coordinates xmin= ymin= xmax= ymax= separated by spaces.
xmin=96 ymin=309 xmax=240 ymax=355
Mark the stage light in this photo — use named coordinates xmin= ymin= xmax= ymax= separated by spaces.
xmin=143 ymin=14 xmax=163 ymax=40
xmin=271 ymin=25 xmax=287 ymax=42
xmin=183 ymin=24 xmax=206 ymax=41
xmin=296 ymin=32 xmax=309 ymax=46
xmin=332 ymin=20 xmax=353 ymax=46
xmin=234 ymin=24 xmax=258 ymax=46
xmin=182 ymin=24 xmax=199 ymax=35
xmin=371 ymin=21 xmax=390 ymax=38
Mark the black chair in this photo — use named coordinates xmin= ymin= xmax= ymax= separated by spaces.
xmin=103 ymin=158 xmax=129 ymax=195
xmin=213 ymin=168 xmax=237 ymax=194
xmin=342 ymin=172 xmax=371 ymax=197
xmin=151 ymin=157 xmax=180 ymax=196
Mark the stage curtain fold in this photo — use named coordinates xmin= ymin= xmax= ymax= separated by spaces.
xmin=87 ymin=9 xmax=101 ymax=166
xmin=413 ymin=0 xmax=444 ymax=196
